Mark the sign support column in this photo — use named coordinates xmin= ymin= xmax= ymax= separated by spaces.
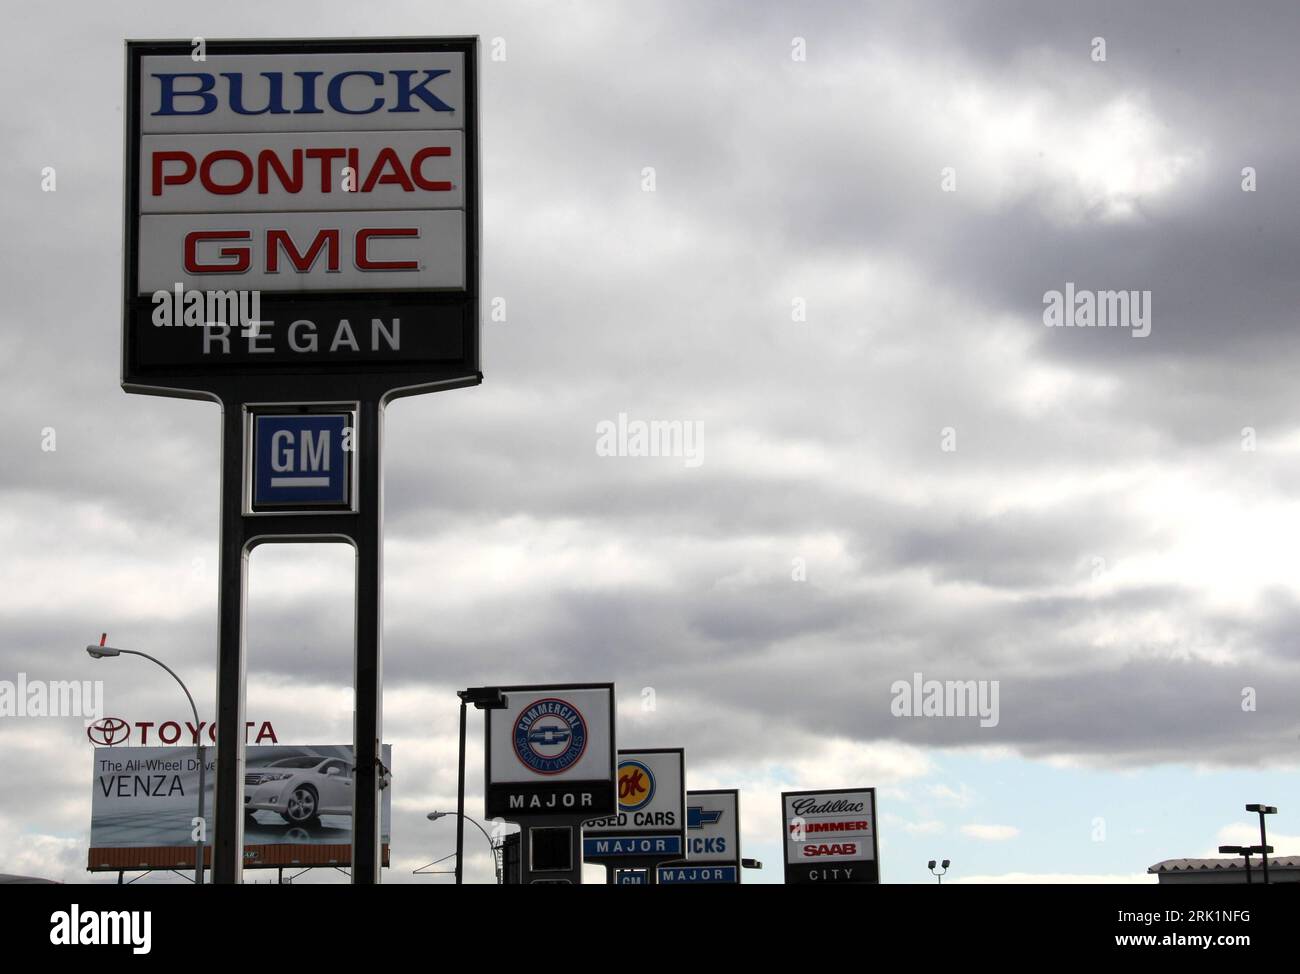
xmin=212 ymin=403 xmax=248 ymax=885
xmin=351 ymin=398 xmax=383 ymax=884
xmin=211 ymin=399 xmax=388 ymax=884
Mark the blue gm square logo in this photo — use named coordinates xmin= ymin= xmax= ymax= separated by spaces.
xmin=251 ymin=412 xmax=353 ymax=511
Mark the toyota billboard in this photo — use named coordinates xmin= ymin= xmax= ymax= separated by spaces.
xmin=89 ymin=744 xmax=392 ymax=872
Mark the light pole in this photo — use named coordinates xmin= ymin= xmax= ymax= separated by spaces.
xmin=1245 ymin=804 xmax=1277 ymax=885
xmin=1219 ymin=845 xmax=1252 ymax=883
xmin=453 ymin=687 xmax=507 ymax=884
xmin=87 ymin=634 xmax=207 ymax=885
xmin=429 ymin=810 xmax=501 ymax=882
xmin=1219 ymin=844 xmax=1271 ymax=884
xmin=927 ymin=858 xmax=950 ymax=884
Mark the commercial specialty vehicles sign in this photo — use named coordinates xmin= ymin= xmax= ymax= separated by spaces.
xmin=485 ymin=685 xmax=617 ymax=820
xmin=123 ymin=38 xmax=480 ymax=399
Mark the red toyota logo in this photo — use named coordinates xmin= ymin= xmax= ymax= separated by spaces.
xmin=87 ymin=717 xmax=130 ymax=746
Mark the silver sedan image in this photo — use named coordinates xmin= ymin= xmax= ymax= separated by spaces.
xmin=245 ymin=756 xmax=353 ymax=826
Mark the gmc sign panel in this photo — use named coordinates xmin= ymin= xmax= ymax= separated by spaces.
xmin=138 ymin=210 xmax=466 ymax=291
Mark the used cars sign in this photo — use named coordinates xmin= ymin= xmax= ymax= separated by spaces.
xmin=583 ymin=748 xmax=686 ymax=866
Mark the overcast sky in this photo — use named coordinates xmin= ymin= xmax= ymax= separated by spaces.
xmin=2 ymin=0 xmax=1299 ymax=884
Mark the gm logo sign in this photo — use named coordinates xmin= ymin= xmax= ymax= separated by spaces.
xmin=250 ymin=410 xmax=354 ymax=512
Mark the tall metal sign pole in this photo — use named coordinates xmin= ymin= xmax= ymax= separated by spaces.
xmin=122 ymin=37 xmax=481 ymax=884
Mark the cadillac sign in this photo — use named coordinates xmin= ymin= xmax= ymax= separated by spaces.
xmin=782 ymin=787 xmax=880 ymax=884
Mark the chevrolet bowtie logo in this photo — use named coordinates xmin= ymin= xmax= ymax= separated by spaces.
xmin=688 ymin=806 xmax=723 ymax=829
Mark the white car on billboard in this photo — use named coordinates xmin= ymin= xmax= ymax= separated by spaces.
xmin=245 ymin=755 xmax=353 ymax=825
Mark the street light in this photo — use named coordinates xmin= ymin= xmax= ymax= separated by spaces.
xmin=1218 ymin=845 xmax=1252 ymax=884
xmin=1219 ymin=844 xmax=1272 ymax=884
xmin=453 ymin=687 xmax=507 ymax=885
xmin=86 ymin=633 xmax=207 ymax=885
xmin=1245 ymin=804 xmax=1278 ymax=885
xmin=428 ymin=811 xmax=501 ymax=882
xmin=928 ymin=858 xmax=951 ymax=884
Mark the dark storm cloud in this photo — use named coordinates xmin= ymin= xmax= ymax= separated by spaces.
xmin=3 ymin=0 xmax=1300 ymax=881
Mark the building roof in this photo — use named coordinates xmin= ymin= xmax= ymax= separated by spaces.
xmin=1148 ymin=856 xmax=1300 ymax=874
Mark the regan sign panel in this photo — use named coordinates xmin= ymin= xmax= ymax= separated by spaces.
xmin=583 ymin=748 xmax=686 ymax=865
xmin=782 ymin=787 xmax=879 ymax=884
xmin=485 ymin=684 xmax=616 ymax=820
xmin=123 ymin=38 xmax=480 ymax=399
xmin=88 ymin=744 xmax=392 ymax=871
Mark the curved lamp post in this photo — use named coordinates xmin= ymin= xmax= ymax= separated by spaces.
xmin=429 ymin=810 xmax=500 ymax=882
xmin=87 ymin=634 xmax=206 ymax=885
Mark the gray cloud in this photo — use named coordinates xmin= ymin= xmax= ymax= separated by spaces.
xmin=2 ymin=0 xmax=1299 ymax=880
